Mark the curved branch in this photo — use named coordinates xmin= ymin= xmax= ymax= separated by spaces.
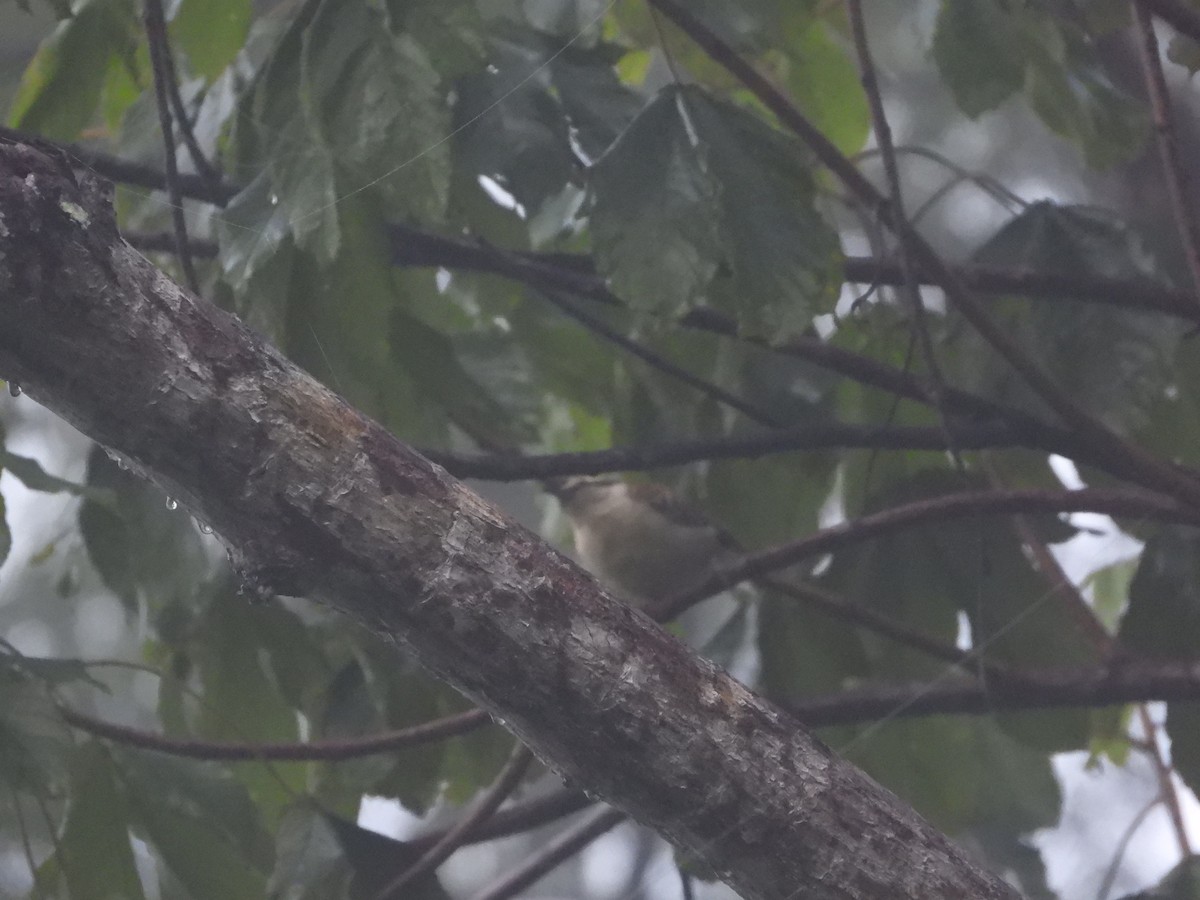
xmin=470 ymin=806 xmax=627 ymax=900
xmin=58 ymin=705 xmax=491 ymax=761
xmin=656 ymin=487 xmax=1200 ymax=622
xmin=380 ymin=743 xmax=535 ymax=899
xmin=422 ymin=419 xmax=1094 ymax=481
xmin=787 ymin=658 xmax=1200 ymax=725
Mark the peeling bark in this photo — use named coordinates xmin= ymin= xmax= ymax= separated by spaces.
xmin=0 ymin=141 xmax=1019 ymax=900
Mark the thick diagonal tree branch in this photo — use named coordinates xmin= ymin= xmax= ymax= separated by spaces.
xmin=0 ymin=142 xmax=1018 ymax=900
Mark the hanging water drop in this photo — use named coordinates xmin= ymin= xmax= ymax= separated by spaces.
xmin=165 ymin=497 xmax=178 ymax=511
xmin=198 ymin=523 xmax=213 ymax=534
xmin=8 ymin=382 xmax=21 ymax=397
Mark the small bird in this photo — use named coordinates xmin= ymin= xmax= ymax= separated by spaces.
xmin=549 ymin=475 xmax=738 ymax=608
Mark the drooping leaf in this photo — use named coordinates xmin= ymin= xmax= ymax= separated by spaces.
xmin=933 ymin=0 xmax=1147 ymax=167
xmin=192 ymin=589 xmax=304 ymax=824
xmin=847 ymin=716 xmax=1060 ymax=839
xmin=304 ymin=0 xmax=451 ymax=222
xmin=58 ymin=742 xmax=146 ymax=900
xmin=588 ymin=85 xmax=841 ymax=338
xmin=453 ymin=28 xmax=578 ymax=213
xmin=943 ymin=203 xmax=1177 ymax=434
xmin=172 ymin=0 xmax=251 ymax=82
xmin=78 ymin=445 xmax=209 ymax=613
xmin=0 ymin=672 xmax=72 ymax=795
xmin=7 ymin=0 xmax=138 ymax=140
xmin=0 ymin=449 xmax=111 ymax=500
xmin=114 ymin=747 xmax=272 ymax=899
xmin=776 ymin=13 xmax=870 ymax=157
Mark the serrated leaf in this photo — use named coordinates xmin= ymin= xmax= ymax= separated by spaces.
xmin=589 ymin=85 xmax=840 ymax=338
xmin=58 ymin=742 xmax=146 ymax=900
xmin=944 ymin=203 xmax=1177 ymax=434
xmin=241 ymin=0 xmax=340 ymax=263
xmin=7 ymin=0 xmax=138 ymax=140
xmin=305 ymin=4 xmax=450 ymax=222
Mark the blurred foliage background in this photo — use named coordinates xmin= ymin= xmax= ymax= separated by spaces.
xmin=4 ymin=0 xmax=1200 ymax=898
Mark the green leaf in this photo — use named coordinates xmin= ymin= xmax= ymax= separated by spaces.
xmin=78 ymin=445 xmax=209 ymax=613
xmin=588 ymin=85 xmax=841 ymax=338
xmin=777 ymin=15 xmax=870 ymax=156
xmin=849 ymin=716 xmax=1060 ymax=837
xmin=944 ymin=203 xmax=1177 ymax=434
xmin=172 ymin=0 xmax=250 ymax=82
xmin=454 ymin=28 xmax=577 ymax=212
xmin=0 ymin=673 xmax=72 ymax=794
xmin=193 ymin=590 xmax=304 ymax=824
xmin=383 ymin=0 xmax=487 ymax=81
xmin=547 ymin=40 xmax=644 ymax=161
xmin=58 ymin=742 xmax=146 ymax=900
xmin=933 ymin=1 xmax=1147 ymax=167
xmin=115 ymin=747 xmax=271 ymax=899
xmin=241 ymin=0 xmax=341 ymax=264
xmin=0 ymin=449 xmax=110 ymax=500
xmin=932 ymin=0 xmax=1028 ymax=116
xmin=7 ymin=0 xmax=138 ymax=140
xmin=302 ymin=0 xmax=450 ymax=223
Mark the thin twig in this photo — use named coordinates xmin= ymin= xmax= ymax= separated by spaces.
xmin=149 ymin=4 xmax=222 ymax=191
xmin=847 ymin=0 xmax=966 ymax=474
xmin=59 ymin=704 xmax=490 ymax=760
xmin=655 ymin=486 xmax=1200 ymax=622
xmin=1135 ymin=705 xmax=1193 ymax=857
xmin=6 ymin=126 xmax=1195 ymax=320
xmin=540 ymin=288 xmax=785 ymax=427
xmin=407 ymin=788 xmax=593 ymax=854
xmin=421 ymin=419 xmax=1105 ymax=483
xmin=377 ymin=744 xmax=536 ymax=899
xmin=469 ymin=806 xmax=627 ymax=900
xmin=1132 ymin=0 xmax=1200 ymax=311
xmin=788 ymin=659 xmax=1200 ymax=725
xmin=0 ymin=126 xmax=236 ymax=204
xmin=757 ymin=575 xmax=1017 ymax=682
xmin=142 ymin=0 xmax=200 ymax=293
xmin=1095 ymin=796 xmax=1161 ymax=900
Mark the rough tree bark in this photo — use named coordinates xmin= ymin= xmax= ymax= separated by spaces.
xmin=0 ymin=140 xmax=1020 ymax=900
